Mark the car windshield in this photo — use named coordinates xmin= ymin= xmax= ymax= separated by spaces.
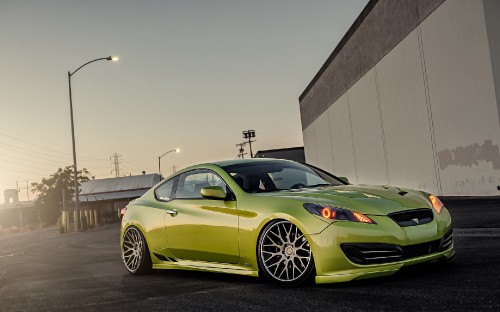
xmin=220 ymin=160 xmax=345 ymax=193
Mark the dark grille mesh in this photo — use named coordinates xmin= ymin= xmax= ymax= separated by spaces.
xmin=388 ymin=208 xmax=434 ymax=227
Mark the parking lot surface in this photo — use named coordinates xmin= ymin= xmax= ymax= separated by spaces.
xmin=0 ymin=198 xmax=499 ymax=311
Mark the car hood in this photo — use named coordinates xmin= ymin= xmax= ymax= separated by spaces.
xmin=258 ymin=184 xmax=432 ymax=216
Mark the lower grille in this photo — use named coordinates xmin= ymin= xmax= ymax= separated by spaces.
xmin=341 ymin=229 xmax=453 ymax=265
xmin=402 ymin=240 xmax=440 ymax=258
xmin=340 ymin=244 xmax=403 ymax=264
xmin=440 ymin=229 xmax=453 ymax=251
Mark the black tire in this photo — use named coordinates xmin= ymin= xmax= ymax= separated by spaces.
xmin=122 ymin=226 xmax=153 ymax=275
xmin=257 ymin=220 xmax=315 ymax=286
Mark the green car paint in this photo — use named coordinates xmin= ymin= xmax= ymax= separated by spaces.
xmin=120 ymin=159 xmax=454 ymax=285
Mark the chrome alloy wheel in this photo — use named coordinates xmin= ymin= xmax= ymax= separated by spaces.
xmin=259 ymin=220 xmax=313 ymax=283
xmin=122 ymin=226 xmax=145 ymax=273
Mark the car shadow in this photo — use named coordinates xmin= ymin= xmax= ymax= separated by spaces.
xmin=318 ymin=259 xmax=459 ymax=289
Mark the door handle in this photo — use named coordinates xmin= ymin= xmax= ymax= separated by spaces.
xmin=166 ymin=209 xmax=178 ymax=217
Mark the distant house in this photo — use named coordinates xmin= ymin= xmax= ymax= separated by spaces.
xmin=78 ymin=173 xmax=161 ymax=223
xmin=254 ymin=147 xmax=305 ymax=163
xmin=0 ymin=199 xmax=37 ymax=229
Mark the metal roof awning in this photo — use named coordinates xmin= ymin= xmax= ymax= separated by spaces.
xmin=78 ymin=189 xmax=148 ymax=202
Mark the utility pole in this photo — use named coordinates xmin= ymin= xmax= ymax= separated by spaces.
xmin=16 ymin=181 xmax=22 ymax=228
xmin=62 ymin=189 xmax=67 ymax=232
xmin=236 ymin=142 xmax=247 ymax=159
xmin=242 ymin=130 xmax=256 ymax=158
xmin=110 ymin=153 xmax=122 ymax=178
xmin=25 ymin=181 xmax=29 ymax=202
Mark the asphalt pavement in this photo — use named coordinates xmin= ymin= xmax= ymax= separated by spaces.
xmin=0 ymin=198 xmax=499 ymax=311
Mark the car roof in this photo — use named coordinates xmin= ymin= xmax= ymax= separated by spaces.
xmin=210 ymin=158 xmax=297 ymax=167
xmin=160 ymin=158 xmax=298 ymax=180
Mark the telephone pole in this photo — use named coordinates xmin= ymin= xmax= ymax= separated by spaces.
xmin=236 ymin=142 xmax=247 ymax=159
xmin=25 ymin=180 xmax=30 ymax=202
xmin=242 ymin=130 xmax=256 ymax=158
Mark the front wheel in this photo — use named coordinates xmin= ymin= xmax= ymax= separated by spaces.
xmin=257 ymin=220 xmax=315 ymax=286
xmin=122 ymin=226 xmax=152 ymax=275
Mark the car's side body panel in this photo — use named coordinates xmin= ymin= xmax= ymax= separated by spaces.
xmin=163 ymin=198 xmax=239 ymax=264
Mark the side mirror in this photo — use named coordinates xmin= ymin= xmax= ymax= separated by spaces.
xmin=200 ymin=186 xmax=227 ymax=200
xmin=338 ymin=176 xmax=349 ymax=184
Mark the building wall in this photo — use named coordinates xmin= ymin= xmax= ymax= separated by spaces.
xmin=301 ymin=0 xmax=500 ymax=195
xmin=484 ymin=0 xmax=500 ymax=128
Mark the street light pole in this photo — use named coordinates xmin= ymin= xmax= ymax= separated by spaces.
xmin=68 ymin=56 xmax=118 ymax=231
xmin=158 ymin=148 xmax=180 ymax=177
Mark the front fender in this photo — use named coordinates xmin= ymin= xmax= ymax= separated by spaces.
xmin=236 ymin=194 xmax=329 ymax=269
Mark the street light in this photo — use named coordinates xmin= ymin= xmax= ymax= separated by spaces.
xmin=158 ymin=148 xmax=180 ymax=177
xmin=68 ymin=55 xmax=118 ymax=231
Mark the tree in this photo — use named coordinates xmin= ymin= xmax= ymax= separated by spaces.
xmin=31 ymin=166 xmax=90 ymax=225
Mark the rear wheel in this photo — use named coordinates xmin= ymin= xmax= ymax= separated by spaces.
xmin=257 ymin=220 xmax=315 ymax=286
xmin=122 ymin=226 xmax=152 ymax=275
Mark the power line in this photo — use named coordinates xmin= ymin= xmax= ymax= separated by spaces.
xmin=0 ymin=131 xmax=70 ymax=156
xmin=0 ymin=129 xmax=108 ymax=162
xmin=0 ymin=142 xmax=71 ymax=163
xmin=0 ymin=158 xmax=54 ymax=172
xmin=0 ymin=153 xmax=68 ymax=168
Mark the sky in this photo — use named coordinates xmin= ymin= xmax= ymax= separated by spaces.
xmin=0 ymin=0 xmax=368 ymax=203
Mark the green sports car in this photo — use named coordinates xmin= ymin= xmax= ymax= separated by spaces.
xmin=120 ymin=158 xmax=454 ymax=285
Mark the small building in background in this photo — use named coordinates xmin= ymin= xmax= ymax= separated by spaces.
xmin=0 ymin=189 xmax=39 ymax=230
xmin=254 ymin=147 xmax=305 ymax=163
xmin=78 ymin=173 xmax=161 ymax=223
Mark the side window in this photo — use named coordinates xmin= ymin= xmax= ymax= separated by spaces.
xmin=175 ymin=170 xmax=227 ymax=199
xmin=155 ymin=178 xmax=175 ymax=201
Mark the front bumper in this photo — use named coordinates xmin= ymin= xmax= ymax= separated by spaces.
xmin=315 ymin=247 xmax=454 ymax=284
xmin=309 ymin=207 xmax=454 ymax=284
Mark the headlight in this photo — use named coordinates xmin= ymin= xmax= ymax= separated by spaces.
xmin=428 ymin=194 xmax=444 ymax=214
xmin=303 ymin=203 xmax=376 ymax=224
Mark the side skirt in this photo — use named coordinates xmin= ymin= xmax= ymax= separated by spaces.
xmin=152 ymin=259 xmax=259 ymax=277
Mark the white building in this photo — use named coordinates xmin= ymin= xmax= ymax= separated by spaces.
xmin=300 ymin=0 xmax=500 ymax=196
